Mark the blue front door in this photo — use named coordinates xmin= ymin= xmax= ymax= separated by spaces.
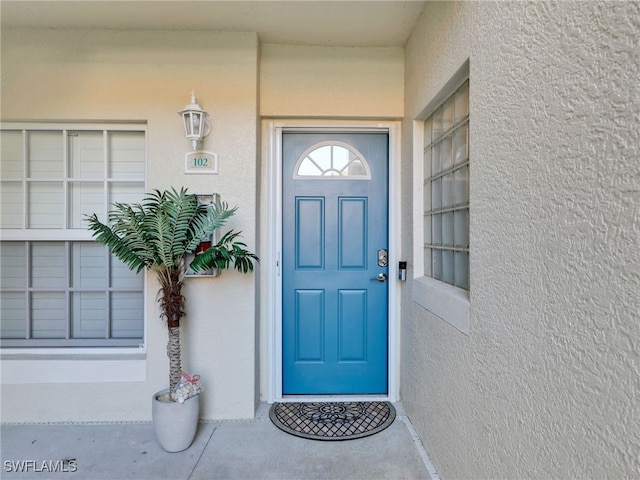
xmin=282 ymin=132 xmax=389 ymax=394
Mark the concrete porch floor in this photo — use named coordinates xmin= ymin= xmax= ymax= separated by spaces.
xmin=1 ymin=403 xmax=438 ymax=480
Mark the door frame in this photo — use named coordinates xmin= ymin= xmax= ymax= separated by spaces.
xmin=264 ymin=119 xmax=401 ymax=403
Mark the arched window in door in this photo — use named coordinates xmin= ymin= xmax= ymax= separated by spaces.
xmin=294 ymin=141 xmax=371 ymax=179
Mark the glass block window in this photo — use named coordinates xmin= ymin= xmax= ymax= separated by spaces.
xmin=423 ymin=80 xmax=469 ymax=290
xmin=294 ymin=142 xmax=371 ymax=179
xmin=0 ymin=126 xmax=146 ymax=347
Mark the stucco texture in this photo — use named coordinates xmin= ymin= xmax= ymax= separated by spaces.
xmin=1 ymin=28 xmax=260 ymax=421
xmin=260 ymin=44 xmax=404 ymax=118
xmin=402 ymin=1 xmax=639 ymax=478
xmin=1 ymin=27 xmax=406 ymax=423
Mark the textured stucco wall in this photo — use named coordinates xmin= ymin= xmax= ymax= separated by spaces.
xmin=1 ymin=28 xmax=405 ymax=422
xmin=1 ymin=28 xmax=259 ymax=421
xmin=260 ymin=43 xmax=404 ymax=118
xmin=402 ymin=1 xmax=640 ymax=478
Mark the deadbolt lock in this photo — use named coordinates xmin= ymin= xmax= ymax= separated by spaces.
xmin=377 ymin=249 xmax=388 ymax=267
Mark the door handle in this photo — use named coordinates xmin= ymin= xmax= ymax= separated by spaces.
xmin=371 ymin=273 xmax=387 ymax=282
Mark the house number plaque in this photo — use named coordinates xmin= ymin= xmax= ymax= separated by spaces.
xmin=185 ymin=151 xmax=219 ymax=174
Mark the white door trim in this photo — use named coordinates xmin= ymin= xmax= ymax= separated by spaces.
xmin=264 ymin=119 xmax=401 ymax=403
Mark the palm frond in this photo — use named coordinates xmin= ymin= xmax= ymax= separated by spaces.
xmin=189 ymin=229 xmax=259 ymax=274
xmin=85 ymin=212 xmax=147 ymax=273
xmin=184 ymin=200 xmax=238 ymax=254
xmin=108 ymin=203 xmax=158 ymax=266
xmin=163 ymin=188 xmax=202 ymax=256
xmin=87 ymin=186 xmax=258 ymax=283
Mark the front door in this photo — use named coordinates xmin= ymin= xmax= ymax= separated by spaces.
xmin=282 ymin=132 xmax=389 ymax=394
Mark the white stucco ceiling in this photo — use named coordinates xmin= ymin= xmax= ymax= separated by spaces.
xmin=0 ymin=1 xmax=426 ymax=47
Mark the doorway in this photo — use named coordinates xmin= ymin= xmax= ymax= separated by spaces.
xmin=264 ymin=120 xmax=400 ymax=401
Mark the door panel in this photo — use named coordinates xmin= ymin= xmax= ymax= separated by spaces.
xmin=295 ymin=290 xmax=324 ymax=361
xmin=282 ymin=132 xmax=389 ymax=394
xmin=339 ymin=198 xmax=367 ymax=268
xmin=296 ymin=198 xmax=324 ymax=268
xmin=338 ymin=289 xmax=367 ymax=361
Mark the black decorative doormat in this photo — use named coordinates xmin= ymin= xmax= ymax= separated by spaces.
xmin=269 ymin=401 xmax=396 ymax=441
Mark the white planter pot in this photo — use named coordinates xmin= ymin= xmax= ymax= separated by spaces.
xmin=152 ymin=389 xmax=200 ymax=452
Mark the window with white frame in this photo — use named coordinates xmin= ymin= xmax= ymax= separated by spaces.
xmin=423 ymin=80 xmax=469 ymax=290
xmin=0 ymin=125 xmax=146 ymax=348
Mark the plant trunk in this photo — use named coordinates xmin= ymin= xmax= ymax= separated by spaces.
xmin=160 ymin=273 xmax=185 ymax=395
xmin=167 ymin=326 xmax=182 ymax=392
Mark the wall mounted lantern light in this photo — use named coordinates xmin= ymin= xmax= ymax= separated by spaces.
xmin=178 ymin=91 xmax=211 ymax=150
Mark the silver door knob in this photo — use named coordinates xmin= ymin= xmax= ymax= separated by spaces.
xmin=371 ymin=273 xmax=387 ymax=282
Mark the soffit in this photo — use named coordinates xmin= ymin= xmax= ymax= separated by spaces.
xmin=0 ymin=1 xmax=426 ymax=47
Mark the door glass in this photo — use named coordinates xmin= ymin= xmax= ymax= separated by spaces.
xmin=294 ymin=142 xmax=371 ymax=179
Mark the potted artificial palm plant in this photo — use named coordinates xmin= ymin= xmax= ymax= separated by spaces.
xmin=86 ymin=187 xmax=257 ymax=452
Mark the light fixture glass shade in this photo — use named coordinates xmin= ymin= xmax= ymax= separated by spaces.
xmin=178 ymin=91 xmax=210 ymax=150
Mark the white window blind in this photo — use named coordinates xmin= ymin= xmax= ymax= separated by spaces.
xmin=0 ymin=125 xmax=146 ymax=347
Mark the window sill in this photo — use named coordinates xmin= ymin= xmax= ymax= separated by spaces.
xmin=412 ymin=276 xmax=470 ymax=335
xmin=0 ymin=349 xmax=146 ymax=384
